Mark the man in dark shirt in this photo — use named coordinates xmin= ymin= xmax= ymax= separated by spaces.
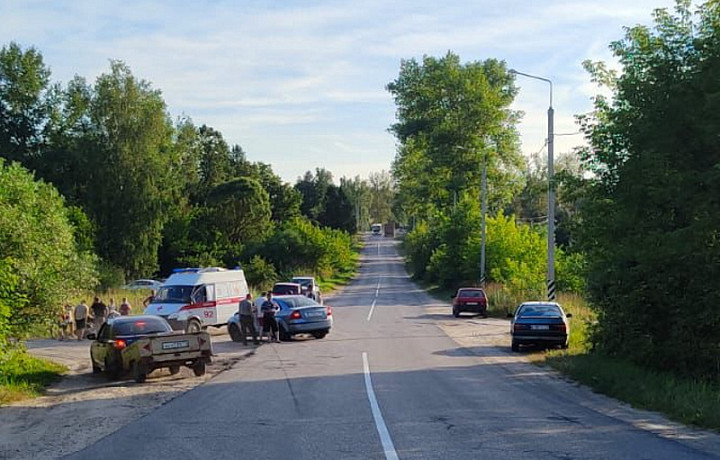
xmin=90 ymin=297 xmax=108 ymax=330
xmin=238 ymin=293 xmax=259 ymax=346
xmin=260 ymin=292 xmax=279 ymax=343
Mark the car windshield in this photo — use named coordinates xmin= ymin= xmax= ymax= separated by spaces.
xmin=153 ymin=285 xmax=193 ymax=303
xmin=292 ymin=279 xmax=312 ymax=287
xmin=518 ymin=305 xmax=562 ymax=317
xmin=114 ymin=318 xmax=171 ymax=335
xmin=458 ymin=290 xmax=484 ymax=298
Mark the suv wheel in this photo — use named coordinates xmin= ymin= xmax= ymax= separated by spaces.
xmin=452 ymin=308 xmax=460 ymax=318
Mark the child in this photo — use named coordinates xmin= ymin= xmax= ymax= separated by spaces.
xmin=58 ymin=304 xmax=73 ymax=341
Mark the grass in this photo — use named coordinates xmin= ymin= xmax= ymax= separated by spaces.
xmin=0 ymin=348 xmax=66 ymax=405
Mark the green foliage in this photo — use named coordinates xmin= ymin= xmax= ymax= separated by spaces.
xmin=259 ymin=218 xmax=356 ymax=279
xmin=0 ymin=42 xmax=52 ymax=164
xmin=579 ymin=1 xmax=720 ymax=378
xmin=388 ymin=52 xmax=523 ymax=218
xmin=243 ymin=255 xmax=278 ymax=292
xmin=0 ymin=160 xmax=97 ymax=337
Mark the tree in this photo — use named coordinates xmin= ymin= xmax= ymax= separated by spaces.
xmin=368 ymin=170 xmax=395 ymax=224
xmin=579 ymin=0 xmax=720 ymax=378
xmin=388 ymin=52 xmax=523 ymax=219
xmin=206 ymin=177 xmax=272 ymax=246
xmin=295 ymin=168 xmax=333 ymax=222
xmin=0 ymin=160 xmax=97 ymax=336
xmin=0 ymin=42 xmax=52 ymax=166
xmin=85 ymin=61 xmax=178 ymax=278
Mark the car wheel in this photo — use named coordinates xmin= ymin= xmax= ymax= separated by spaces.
xmin=511 ymin=341 xmax=520 ymax=352
xmin=192 ymin=360 xmax=206 ymax=377
xmin=169 ymin=365 xmax=181 ymax=375
xmin=279 ymin=327 xmax=291 ymax=342
xmin=312 ymin=330 xmax=327 ymax=339
xmin=186 ymin=319 xmax=202 ymax=334
xmin=228 ymin=323 xmax=242 ymax=343
xmin=560 ymin=342 xmax=569 ymax=350
xmin=133 ymin=360 xmax=147 ymax=383
xmin=452 ymin=308 xmax=460 ymax=318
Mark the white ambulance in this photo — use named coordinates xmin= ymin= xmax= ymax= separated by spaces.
xmin=144 ymin=267 xmax=249 ymax=333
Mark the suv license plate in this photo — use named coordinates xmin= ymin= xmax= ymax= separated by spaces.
xmin=162 ymin=340 xmax=189 ymax=350
xmin=465 ymin=302 xmax=478 ymax=306
xmin=531 ymin=325 xmax=549 ymax=330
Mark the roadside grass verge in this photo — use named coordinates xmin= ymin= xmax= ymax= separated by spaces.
xmin=538 ymin=296 xmax=720 ymax=431
xmin=545 ymin=351 xmax=720 ymax=431
xmin=0 ymin=348 xmax=66 ymax=405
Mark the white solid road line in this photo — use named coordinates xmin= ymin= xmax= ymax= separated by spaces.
xmin=362 ymin=352 xmax=400 ymax=460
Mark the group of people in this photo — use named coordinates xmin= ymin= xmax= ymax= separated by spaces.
xmin=237 ymin=292 xmax=280 ymax=345
xmin=58 ymin=296 xmax=133 ymax=341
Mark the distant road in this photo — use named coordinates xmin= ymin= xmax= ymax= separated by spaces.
xmin=67 ymin=237 xmax=720 ymax=459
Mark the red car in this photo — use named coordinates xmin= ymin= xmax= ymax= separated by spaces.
xmin=451 ymin=288 xmax=488 ymax=317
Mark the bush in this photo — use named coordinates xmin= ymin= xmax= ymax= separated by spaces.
xmin=0 ymin=160 xmax=97 ymax=338
xmin=243 ymin=255 xmax=278 ymax=292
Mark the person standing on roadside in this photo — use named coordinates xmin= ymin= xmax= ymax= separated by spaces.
xmin=90 ymin=297 xmax=108 ymax=330
xmin=74 ymin=300 xmax=89 ymax=340
xmin=107 ymin=298 xmax=120 ymax=319
xmin=119 ymin=297 xmax=132 ymax=316
xmin=261 ymin=292 xmax=280 ymax=343
xmin=238 ymin=293 xmax=259 ymax=346
xmin=58 ymin=304 xmax=73 ymax=341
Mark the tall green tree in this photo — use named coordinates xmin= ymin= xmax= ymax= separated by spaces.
xmin=387 ymin=52 xmax=523 ymax=219
xmin=87 ymin=61 xmax=178 ymax=278
xmin=579 ymin=0 xmax=720 ymax=378
xmin=0 ymin=42 xmax=52 ymax=166
xmin=368 ymin=170 xmax=395 ymax=224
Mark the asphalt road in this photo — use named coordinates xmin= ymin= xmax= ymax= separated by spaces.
xmin=67 ymin=238 xmax=720 ymax=460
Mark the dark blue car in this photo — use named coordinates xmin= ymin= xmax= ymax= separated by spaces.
xmin=508 ymin=302 xmax=572 ymax=351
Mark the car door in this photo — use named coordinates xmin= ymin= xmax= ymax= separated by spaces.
xmin=91 ymin=323 xmax=112 ymax=369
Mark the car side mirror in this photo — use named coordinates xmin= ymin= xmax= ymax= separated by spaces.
xmin=87 ymin=333 xmax=97 ymax=340
xmin=566 ymin=313 xmax=573 ymax=318
xmin=506 ymin=312 xmax=514 ymax=318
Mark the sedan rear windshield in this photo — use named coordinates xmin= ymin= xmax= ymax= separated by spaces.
xmin=278 ymin=296 xmax=319 ymax=309
xmin=153 ymin=285 xmax=193 ymax=303
xmin=114 ymin=318 xmax=172 ymax=335
xmin=518 ymin=305 xmax=562 ymax=317
xmin=458 ymin=290 xmax=485 ymax=298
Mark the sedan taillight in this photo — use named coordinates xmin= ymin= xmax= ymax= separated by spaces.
xmin=289 ymin=310 xmax=302 ymax=320
xmin=326 ymin=306 xmax=332 ymax=316
xmin=513 ymin=323 xmax=530 ymax=331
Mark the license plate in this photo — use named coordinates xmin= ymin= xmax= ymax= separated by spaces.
xmin=306 ymin=311 xmax=324 ymax=318
xmin=465 ymin=302 xmax=478 ymax=306
xmin=162 ymin=340 xmax=189 ymax=350
xmin=531 ymin=325 xmax=549 ymax=330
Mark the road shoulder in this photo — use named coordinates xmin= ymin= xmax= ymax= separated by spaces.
xmin=0 ymin=334 xmax=254 ymax=460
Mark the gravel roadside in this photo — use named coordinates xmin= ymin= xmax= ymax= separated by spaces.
xmin=0 ymin=329 xmax=255 ymax=460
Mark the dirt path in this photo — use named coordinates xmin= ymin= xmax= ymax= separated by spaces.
xmin=0 ymin=329 xmax=255 ymax=460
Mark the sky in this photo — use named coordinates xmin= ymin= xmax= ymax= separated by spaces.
xmin=1 ymin=0 xmax=680 ymax=183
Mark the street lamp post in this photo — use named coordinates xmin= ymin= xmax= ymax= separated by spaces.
xmin=509 ymin=69 xmax=556 ymax=301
